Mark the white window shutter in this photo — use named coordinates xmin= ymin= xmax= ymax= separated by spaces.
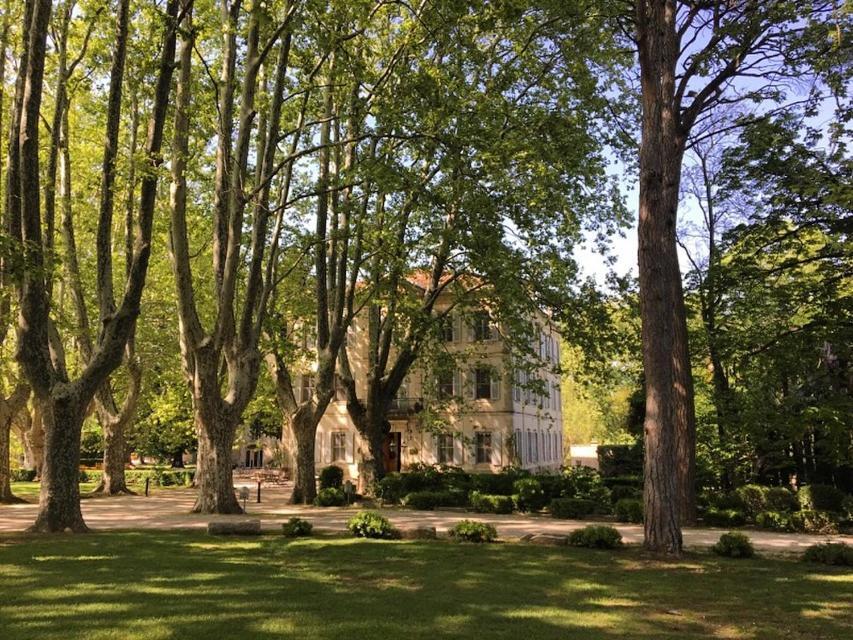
xmin=314 ymin=433 xmax=323 ymax=464
xmin=453 ymin=370 xmax=462 ymax=397
xmin=346 ymin=432 xmax=354 ymax=463
xmin=468 ymin=370 xmax=475 ymax=399
xmin=453 ymin=436 xmax=463 ymax=465
xmin=490 ymin=432 xmax=501 ymax=467
xmin=490 ymin=372 xmax=501 ymax=400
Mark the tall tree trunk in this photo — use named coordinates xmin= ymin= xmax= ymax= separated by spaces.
xmin=636 ymin=0 xmax=686 ymax=553
xmin=291 ymin=410 xmax=317 ymax=504
xmin=192 ymin=405 xmax=242 ymax=514
xmin=29 ymin=393 xmax=88 ymax=532
xmin=0 ymin=384 xmax=30 ymax=503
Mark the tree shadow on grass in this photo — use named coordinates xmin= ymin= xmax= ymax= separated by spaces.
xmin=0 ymin=532 xmax=850 ymax=640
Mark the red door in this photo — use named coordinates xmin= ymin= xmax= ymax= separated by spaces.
xmin=382 ymin=432 xmax=402 ymax=473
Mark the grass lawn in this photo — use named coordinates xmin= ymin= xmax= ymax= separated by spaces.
xmin=9 ymin=481 xmax=187 ymax=503
xmin=0 ymin=531 xmax=849 ymax=640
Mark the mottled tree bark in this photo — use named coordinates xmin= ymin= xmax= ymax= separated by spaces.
xmin=0 ymin=384 xmax=30 ymax=503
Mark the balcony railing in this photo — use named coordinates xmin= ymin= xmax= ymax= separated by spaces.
xmin=388 ymin=397 xmax=424 ymax=416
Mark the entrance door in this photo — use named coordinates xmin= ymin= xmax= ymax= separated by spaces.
xmin=382 ymin=432 xmax=402 ymax=473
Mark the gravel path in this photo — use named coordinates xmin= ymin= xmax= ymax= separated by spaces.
xmin=2 ymin=484 xmax=850 ymax=553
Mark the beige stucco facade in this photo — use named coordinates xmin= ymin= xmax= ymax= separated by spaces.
xmin=306 ymin=301 xmax=564 ymax=481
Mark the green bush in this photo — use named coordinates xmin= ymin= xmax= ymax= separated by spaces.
xmin=797 ymin=484 xmax=845 ymax=512
xmin=614 ymin=498 xmax=643 ymax=524
xmin=562 ymin=467 xmax=612 ymax=510
xmin=842 ymin=495 xmax=853 ymax=520
xmin=711 ymin=492 xmax=745 ymax=511
xmin=10 ymin=469 xmax=37 ymax=482
xmin=314 ymin=487 xmax=346 ymax=507
xmin=403 ymin=490 xmax=466 ymax=510
xmin=790 ymin=510 xmax=839 ymax=535
xmin=610 ymin=485 xmax=642 ymax=503
xmin=735 ymin=484 xmax=769 ymax=518
xmin=470 ymin=491 xmax=514 ymax=514
xmin=448 ymin=520 xmax=497 ymax=543
xmin=550 ymin=497 xmax=595 ymax=519
xmin=281 ymin=517 xmax=313 ymax=537
xmin=319 ymin=465 xmax=344 ymax=490
xmin=513 ymin=478 xmax=547 ymax=512
xmin=377 ymin=473 xmax=407 ymax=503
xmin=703 ymin=507 xmax=746 ymax=528
xmin=597 ymin=444 xmax=643 ymax=477
xmin=470 ymin=469 xmax=526 ymax=496
xmin=765 ymin=487 xmax=798 ymax=512
xmin=568 ymin=525 xmax=622 ymax=549
xmin=755 ymin=510 xmax=792 ymax=532
xmin=347 ymin=511 xmax=398 ymax=539
xmin=712 ymin=532 xmax=755 ymax=558
xmin=803 ymin=542 xmax=853 ymax=566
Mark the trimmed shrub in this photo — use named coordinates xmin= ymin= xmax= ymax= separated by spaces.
xmin=797 ymin=484 xmax=845 ymax=512
xmin=568 ymin=525 xmax=622 ymax=549
xmin=319 ymin=465 xmax=344 ymax=490
xmin=755 ymin=510 xmax=792 ymax=532
xmin=790 ymin=510 xmax=839 ymax=535
xmin=347 ymin=511 xmax=398 ymax=539
xmin=314 ymin=487 xmax=346 ymax=507
xmin=10 ymin=469 xmax=37 ymax=482
xmin=712 ymin=532 xmax=755 ymax=558
xmin=735 ymin=484 xmax=769 ymax=518
xmin=281 ymin=517 xmax=313 ymax=537
xmin=610 ymin=485 xmax=642 ymax=503
xmin=561 ymin=466 xmax=612 ymax=513
xmin=513 ymin=478 xmax=547 ymax=512
xmin=703 ymin=507 xmax=746 ymax=528
xmin=403 ymin=490 xmax=466 ymax=510
xmin=470 ymin=491 xmax=514 ymax=514
xmin=470 ymin=469 xmax=526 ymax=496
xmin=597 ymin=444 xmax=643 ymax=477
xmin=803 ymin=542 xmax=853 ymax=566
xmin=711 ymin=492 xmax=745 ymax=511
xmin=765 ymin=487 xmax=798 ymax=512
xmin=377 ymin=473 xmax=407 ymax=504
xmin=550 ymin=497 xmax=595 ymax=519
xmin=614 ymin=498 xmax=643 ymax=524
xmin=448 ymin=520 xmax=497 ymax=543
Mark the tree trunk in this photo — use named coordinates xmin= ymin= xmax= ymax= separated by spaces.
xmin=291 ymin=412 xmax=317 ymax=504
xmin=192 ymin=406 xmax=242 ymax=514
xmin=96 ymin=420 xmax=133 ymax=495
xmin=24 ymin=403 xmax=44 ymax=477
xmin=28 ymin=394 xmax=88 ymax=532
xmin=0 ymin=384 xmax=30 ymax=503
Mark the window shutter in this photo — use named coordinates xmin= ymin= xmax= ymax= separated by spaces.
xmin=490 ymin=432 xmax=501 ymax=467
xmin=490 ymin=372 xmax=500 ymax=401
xmin=346 ymin=432 xmax=355 ymax=463
xmin=453 ymin=370 xmax=462 ymax=397
xmin=314 ymin=432 xmax=323 ymax=464
xmin=453 ymin=436 xmax=463 ymax=465
xmin=467 ymin=370 xmax=475 ymax=399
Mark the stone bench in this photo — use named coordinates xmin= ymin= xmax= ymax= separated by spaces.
xmin=207 ymin=519 xmax=262 ymax=536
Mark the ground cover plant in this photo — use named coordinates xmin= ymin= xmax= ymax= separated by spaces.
xmin=0 ymin=532 xmax=850 ymax=640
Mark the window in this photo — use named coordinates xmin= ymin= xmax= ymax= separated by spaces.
xmin=441 ymin=315 xmax=456 ymax=342
xmin=527 ymin=430 xmax=534 ymax=463
xmin=475 ymin=432 xmax=492 ymax=464
xmin=299 ymin=374 xmax=314 ymax=403
xmin=331 ymin=432 xmax=347 ymax=461
xmin=471 ymin=311 xmax=495 ymax=341
xmin=437 ymin=434 xmax=454 ymax=464
xmin=437 ymin=369 xmax=456 ymax=399
xmin=513 ymin=370 xmax=522 ymax=402
xmin=514 ymin=430 xmax=522 ymax=463
xmin=472 ymin=367 xmax=499 ymax=400
xmin=474 ymin=367 xmax=491 ymax=399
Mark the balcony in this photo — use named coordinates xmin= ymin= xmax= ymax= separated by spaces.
xmin=387 ymin=397 xmax=424 ymax=418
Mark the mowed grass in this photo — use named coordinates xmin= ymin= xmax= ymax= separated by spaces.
xmin=0 ymin=532 xmax=850 ymax=640
xmin=9 ymin=482 xmax=101 ymax=502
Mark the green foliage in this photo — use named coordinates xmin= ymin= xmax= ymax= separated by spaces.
xmin=10 ymin=469 xmax=37 ymax=482
xmin=567 ymin=525 xmax=622 ymax=549
xmin=703 ymin=508 xmax=746 ymax=528
xmin=735 ymin=485 xmax=770 ymax=519
xmin=314 ymin=488 xmax=346 ymax=507
xmin=319 ymin=466 xmax=344 ymax=490
xmin=755 ymin=511 xmax=793 ymax=532
xmin=597 ymin=445 xmax=643 ymax=478
xmin=797 ymin=485 xmax=846 ymax=513
xmin=448 ymin=520 xmax=497 ymax=543
xmin=403 ymin=491 xmax=466 ymax=510
xmin=765 ymin=487 xmax=798 ymax=512
xmin=469 ymin=491 xmax=514 ymax=514
xmin=712 ymin=532 xmax=755 ymax=559
xmin=614 ymin=498 xmax=643 ymax=524
xmin=470 ymin=470 xmax=526 ymax=496
xmin=802 ymin=543 xmax=853 ymax=567
xmin=610 ymin=485 xmax=642 ymax=503
xmin=346 ymin=512 xmax=398 ymax=540
xmin=550 ymin=497 xmax=595 ymax=519
xmin=513 ymin=477 xmax=547 ymax=512
xmin=790 ymin=510 xmax=839 ymax=535
xmin=281 ymin=518 xmax=313 ymax=538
